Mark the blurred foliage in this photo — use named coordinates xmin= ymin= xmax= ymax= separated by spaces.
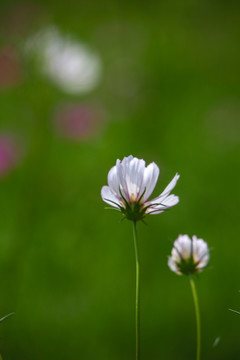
xmin=0 ymin=0 xmax=240 ymax=359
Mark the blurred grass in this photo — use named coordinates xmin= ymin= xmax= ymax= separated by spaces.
xmin=0 ymin=0 xmax=240 ymax=359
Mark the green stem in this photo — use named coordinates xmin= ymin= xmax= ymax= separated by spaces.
xmin=132 ymin=221 xmax=140 ymax=360
xmin=189 ymin=277 xmax=201 ymax=360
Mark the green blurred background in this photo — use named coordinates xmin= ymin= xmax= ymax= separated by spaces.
xmin=0 ymin=0 xmax=239 ymax=359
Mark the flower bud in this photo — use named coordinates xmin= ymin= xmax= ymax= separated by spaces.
xmin=168 ymin=235 xmax=210 ymax=275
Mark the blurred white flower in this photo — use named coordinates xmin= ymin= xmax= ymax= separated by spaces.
xmin=168 ymin=234 xmax=210 ymax=275
xmin=101 ymin=155 xmax=179 ymax=221
xmin=25 ymin=26 xmax=102 ymax=94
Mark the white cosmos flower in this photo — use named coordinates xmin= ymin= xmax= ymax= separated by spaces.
xmin=101 ymin=155 xmax=179 ymax=221
xmin=168 ymin=234 xmax=210 ymax=275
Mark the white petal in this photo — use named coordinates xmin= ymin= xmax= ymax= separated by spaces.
xmin=146 ymin=194 xmax=179 ymax=215
xmin=192 ymin=236 xmax=210 ymax=267
xmin=141 ymin=162 xmax=159 ymax=202
xmin=116 ymin=156 xmax=146 ymax=201
xmin=150 ymin=173 xmax=180 ymax=203
xmin=147 ymin=208 xmax=164 ymax=215
xmin=159 ymin=173 xmax=180 ymax=198
xmin=123 ymin=155 xmax=133 ymax=163
xmin=162 ymin=194 xmax=179 ymax=207
xmin=126 ymin=157 xmax=146 ymax=199
xmin=168 ymin=257 xmax=181 ymax=275
xmin=171 ymin=248 xmax=181 ymax=263
xmin=145 ymin=173 xmax=179 ymax=214
xmin=108 ymin=160 xmax=120 ymax=196
xmin=175 ymin=235 xmax=192 ymax=260
xmin=197 ymin=255 xmax=209 ymax=269
xmin=101 ymin=186 xmax=121 ymax=208
xmin=115 ymin=158 xmax=129 ymax=200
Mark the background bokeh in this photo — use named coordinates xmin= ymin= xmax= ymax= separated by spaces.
xmin=0 ymin=0 xmax=240 ymax=359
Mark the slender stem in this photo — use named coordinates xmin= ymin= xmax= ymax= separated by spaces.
xmin=132 ymin=221 xmax=140 ymax=360
xmin=189 ymin=277 xmax=201 ymax=360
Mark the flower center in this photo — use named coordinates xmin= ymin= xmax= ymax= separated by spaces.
xmin=118 ymin=187 xmax=147 ymax=222
xmin=177 ymin=256 xmax=198 ymax=275
xmin=129 ymin=193 xmax=138 ymax=204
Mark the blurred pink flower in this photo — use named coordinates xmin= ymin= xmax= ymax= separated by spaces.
xmin=0 ymin=135 xmax=22 ymax=176
xmin=54 ymin=104 xmax=105 ymax=141
xmin=0 ymin=48 xmax=22 ymax=89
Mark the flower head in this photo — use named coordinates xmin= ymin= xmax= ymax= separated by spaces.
xmin=101 ymin=155 xmax=179 ymax=221
xmin=168 ymin=235 xmax=210 ymax=275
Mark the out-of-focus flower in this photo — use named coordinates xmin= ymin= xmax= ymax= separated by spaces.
xmin=0 ymin=134 xmax=22 ymax=177
xmin=25 ymin=26 xmax=102 ymax=94
xmin=168 ymin=235 xmax=210 ymax=275
xmin=101 ymin=155 xmax=179 ymax=221
xmin=54 ymin=103 xmax=104 ymax=141
xmin=0 ymin=48 xmax=22 ymax=89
